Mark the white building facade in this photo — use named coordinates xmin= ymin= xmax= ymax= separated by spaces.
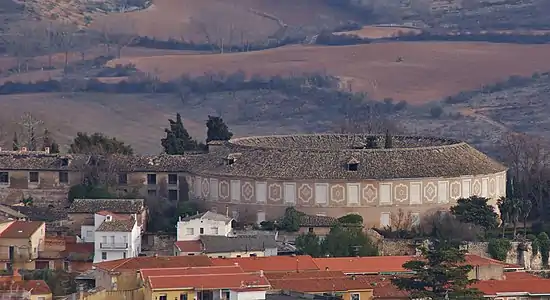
xmin=86 ymin=211 xmax=141 ymax=263
xmin=176 ymin=211 xmax=233 ymax=241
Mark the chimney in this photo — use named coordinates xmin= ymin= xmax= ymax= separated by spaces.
xmin=20 ymin=147 xmax=27 ymax=152
xmin=44 ymin=147 xmax=50 ymax=154
xmin=259 ymin=270 xmax=264 ymax=277
xmin=226 ymin=206 xmax=229 ymax=217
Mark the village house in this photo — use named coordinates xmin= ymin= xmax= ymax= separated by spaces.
xmin=91 ymin=211 xmax=142 ymax=263
xmin=174 ymin=234 xmax=278 ymax=257
xmin=176 ymin=211 xmax=234 ymax=241
xmin=211 ymin=256 xmax=320 ymax=273
xmin=0 ymin=270 xmax=52 ymax=300
xmin=0 ymin=205 xmax=27 ymax=221
xmin=68 ymin=198 xmax=147 ymax=235
xmin=297 ymin=214 xmax=337 ymax=236
xmin=36 ymin=236 xmax=94 ymax=272
xmin=0 ymin=220 xmax=45 ymax=270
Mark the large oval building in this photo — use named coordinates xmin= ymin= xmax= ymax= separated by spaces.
xmin=186 ymin=134 xmax=507 ymax=227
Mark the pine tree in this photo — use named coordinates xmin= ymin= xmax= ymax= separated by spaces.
xmin=384 ymin=129 xmax=393 ymax=148
xmin=206 ymin=115 xmax=233 ymax=143
xmin=392 ymin=239 xmax=484 ymax=300
xmin=12 ymin=132 xmax=19 ymax=151
xmin=161 ymin=113 xmax=198 ymax=155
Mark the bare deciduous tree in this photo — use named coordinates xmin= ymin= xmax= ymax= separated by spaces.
xmin=16 ymin=112 xmax=44 ymax=151
xmin=98 ymin=18 xmax=138 ymax=58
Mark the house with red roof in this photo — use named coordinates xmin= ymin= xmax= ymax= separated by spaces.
xmin=0 ymin=270 xmax=52 ymax=300
xmin=0 ymin=220 xmax=45 ymax=270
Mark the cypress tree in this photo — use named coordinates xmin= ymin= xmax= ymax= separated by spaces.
xmin=385 ymin=130 xmax=393 ymax=149
xmin=12 ymin=132 xmax=19 ymax=151
xmin=206 ymin=115 xmax=233 ymax=143
xmin=161 ymin=113 xmax=198 ymax=154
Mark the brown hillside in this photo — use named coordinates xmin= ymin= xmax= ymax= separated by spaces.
xmin=109 ymin=42 xmax=550 ymax=103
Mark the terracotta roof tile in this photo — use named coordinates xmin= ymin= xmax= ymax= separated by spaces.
xmin=266 ymin=271 xmax=347 ymax=280
xmin=141 ymin=265 xmax=244 ymax=280
xmin=299 ymin=215 xmax=337 ymax=227
xmin=174 ymin=240 xmax=203 ymax=252
xmin=68 ymin=199 xmax=144 ymax=214
xmin=0 ymin=221 xmax=44 ymax=238
xmin=96 ymin=215 xmax=135 ymax=232
xmin=313 ymin=255 xmax=517 ymax=275
xmin=180 ymin=211 xmax=232 ymax=223
xmin=269 ymin=277 xmax=373 ymax=293
xmin=147 ymin=272 xmax=270 ymax=290
xmin=0 ymin=280 xmax=51 ymax=295
xmin=94 ymin=255 xmax=213 ymax=272
xmin=473 ymin=274 xmax=550 ymax=296
xmin=211 ymin=256 xmax=319 ymax=273
xmin=200 ymin=235 xmax=277 ymax=253
xmin=188 ymin=134 xmax=507 ymax=180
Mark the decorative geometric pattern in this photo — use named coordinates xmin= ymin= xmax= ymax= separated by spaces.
xmin=219 ymin=180 xmax=229 ymax=200
xmin=394 ymin=184 xmax=408 ymax=202
xmin=450 ymin=181 xmax=461 ymax=200
xmin=242 ymin=181 xmax=254 ymax=202
xmin=269 ymin=183 xmax=282 ymax=202
xmin=298 ymin=184 xmax=313 ymax=204
xmin=330 ymin=184 xmax=345 ymax=203
xmin=424 ymin=182 xmax=436 ymax=202
xmin=473 ymin=180 xmax=481 ymax=196
xmin=489 ymin=178 xmax=496 ymax=196
xmin=189 ymin=176 xmax=195 ymax=194
xmin=202 ymin=178 xmax=210 ymax=198
xmin=362 ymin=184 xmax=377 ymax=203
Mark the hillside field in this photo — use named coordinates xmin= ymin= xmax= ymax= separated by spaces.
xmin=108 ymin=42 xmax=550 ymax=103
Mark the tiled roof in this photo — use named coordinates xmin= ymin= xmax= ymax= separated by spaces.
xmin=0 ymin=221 xmax=43 ymax=238
xmin=200 ymin=235 xmax=277 ymax=253
xmin=0 ymin=280 xmax=51 ymax=295
xmin=211 ymin=255 xmax=320 ymax=273
xmin=147 ymin=272 xmax=270 ymax=290
xmin=266 ymin=271 xmax=347 ymax=280
xmin=180 ymin=211 xmax=233 ymax=223
xmin=187 ymin=134 xmax=507 ymax=180
xmin=0 ymin=205 xmax=26 ymax=219
xmin=269 ymin=277 xmax=373 ymax=293
xmin=174 ymin=240 xmax=203 ymax=252
xmin=64 ymin=242 xmax=94 ymax=262
xmin=96 ymin=214 xmax=135 ymax=232
xmin=10 ymin=206 xmax=67 ymax=222
xmin=68 ymin=199 xmax=144 ymax=214
xmin=299 ymin=215 xmax=337 ymax=227
xmin=140 ymin=265 xmax=244 ymax=281
xmin=312 ymin=255 xmax=516 ymax=275
xmin=94 ymin=255 xmax=213 ymax=272
xmin=473 ymin=272 xmax=550 ymax=296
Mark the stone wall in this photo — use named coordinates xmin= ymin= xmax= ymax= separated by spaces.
xmin=141 ymin=232 xmax=176 ymax=256
xmin=379 ymin=239 xmax=545 ymax=270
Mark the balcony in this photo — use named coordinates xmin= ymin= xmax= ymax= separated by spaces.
xmin=100 ymin=243 xmax=128 ymax=249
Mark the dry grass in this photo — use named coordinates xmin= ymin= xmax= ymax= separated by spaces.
xmin=89 ymin=0 xmax=357 ymax=42
xmin=109 ymin=42 xmax=550 ymax=104
xmin=334 ymin=26 xmax=421 ymax=39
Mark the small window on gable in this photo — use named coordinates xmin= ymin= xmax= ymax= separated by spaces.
xmin=224 ymin=153 xmax=242 ymax=166
xmin=347 ymin=157 xmax=359 ymax=171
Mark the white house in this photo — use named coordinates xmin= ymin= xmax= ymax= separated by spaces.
xmin=176 ymin=211 xmax=233 ymax=241
xmin=89 ymin=211 xmax=142 ymax=263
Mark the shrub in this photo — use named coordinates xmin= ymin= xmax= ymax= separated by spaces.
xmin=430 ymin=106 xmax=443 ymax=118
xmin=538 ymin=232 xmax=550 ymax=267
xmin=488 ymin=238 xmax=512 ymax=261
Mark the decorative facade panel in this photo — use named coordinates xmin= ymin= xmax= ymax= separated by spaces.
xmin=394 ymin=183 xmax=408 ymax=203
xmin=462 ymin=179 xmax=471 ymax=198
xmin=284 ymin=183 xmax=296 ymax=204
xmin=450 ymin=181 xmax=461 ymax=200
xmin=330 ymin=184 xmax=346 ymax=206
xmin=438 ymin=181 xmax=449 ymax=203
xmin=242 ymin=181 xmax=254 ymax=202
xmin=482 ymin=178 xmax=488 ymax=197
xmin=362 ymin=184 xmax=378 ymax=204
xmin=210 ymin=179 xmax=219 ymax=201
xmin=256 ymin=182 xmax=267 ymax=203
xmin=315 ymin=183 xmax=328 ymax=205
xmin=201 ymin=178 xmax=210 ymax=198
xmin=230 ymin=180 xmax=241 ymax=202
xmin=379 ymin=183 xmax=392 ymax=205
xmin=410 ymin=182 xmax=422 ymax=205
xmin=424 ymin=182 xmax=437 ymax=202
xmin=298 ymin=184 xmax=314 ymax=205
xmin=256 ymin=211 xmax=266 ymax=224
xmin=219 ymin=180 xmax=229 ymax=202
xmin=347 ymin=183 xmax=360 ymax=206
xmin=495 ymin=175 xmax=501 ymax=196
xmin=472 ymin=179 xmax=481 ymax=196
xmin=489 ymin=177 xmax=496 ymax=197
xmin=268 ymin=183 xmax=283 ymax=203
xmin=195 ymin=176 xmax=202 ymax=198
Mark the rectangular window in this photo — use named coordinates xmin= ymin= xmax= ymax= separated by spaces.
xmin=351 ymin=293 xmax=360 ymax=300
xmin=147 ymin=189 xmax=157 ymax=197
xmin=101 ymin=236 xmax=107 ymax=243
xmin=101 ymin=252 xmax=107 ymax=260
xmin=168 ymin=189 xmax=178 ymax=201
xmin=200 ymin=228 xmax=204 ymax=234
xmin=147 ymin=174 xmax=157 ymax=185
xmin=211 ymin=227 xmax=219 ymax=235
xmin=186 ymin=228 xmax=194 ymax=235
xmin=63 ymin=261 xmax=69 ymax=271
xmin=411 ymin=212 xmax=420 ymax=227
xmin=118 ymin=173 xmax=128 ymax=185
xmin=29 ymin=172 xmax=39 ymax=183
xmin=58 ymin=171 xmax=69 ymax=184
xmin=86 ymin=230 xmax=93 ymax=240
xmin=380 ymin=212 xmax=391 ymax=228
xmin=180 ymin=294 xmax=188 ymax=300
xmin=159 ymin=295 xmax=167 ymax=300
xmin=0 ymin=172 xmax=8 ymax=184
xmin=123 ymin=252 xmax=126 ymax=259
xmin=168 ymin=174 xmax=178 ymax=185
